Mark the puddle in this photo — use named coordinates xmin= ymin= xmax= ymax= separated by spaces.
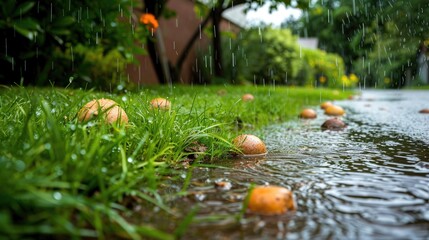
xmin=132 ymin=90 xmax=429 ymax=239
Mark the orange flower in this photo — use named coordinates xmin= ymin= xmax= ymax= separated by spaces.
xmin=139 ymin=13 xmax=159 ymax=32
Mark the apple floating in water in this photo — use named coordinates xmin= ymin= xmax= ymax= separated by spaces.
xmin=242 ymin=93 xmax=255 ymax=102
xmin=247 ymin=185 xmax=296 ymax=215
xmin=78 ymin=98 xmax=128 ymax=125
xmin=320 ymin=101 xmax=333 ymax=110
xmin=150 ymin=97 xmax=171 ymax=110
xmin=321 ymin=118 xmax=346 ymax=131
xmin=324 ymin=105 xmax=345 ymax=116
xmin=419 ymin=108 xmax=429 ymax=114
xmin=232 ymin=134 xmax=267 ymax=156
xmin=299 ymin=108 xmax=317 ymax=119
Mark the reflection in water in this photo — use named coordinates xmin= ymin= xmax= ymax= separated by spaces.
xmin=139 ymin=91 xmax=429 ymax=239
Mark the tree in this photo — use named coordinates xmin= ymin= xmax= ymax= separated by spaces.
xmin=282 ymin=0 xmax=429 ymax=87
xmin=0 ymin=0 xmax=146 ymax=86
xmin=201 ymin=0 xmax=310 ymax=80
xmin=142 ymin=0 xmax=310 ymax=84
xmin=231 ymin=28 xmax=305 ymax=85
xmin=140 ymin=0 xmax=171 ymax=85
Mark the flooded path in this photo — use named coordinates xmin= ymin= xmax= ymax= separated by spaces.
xmin=152 ymin=90 xmax=429 ymax=239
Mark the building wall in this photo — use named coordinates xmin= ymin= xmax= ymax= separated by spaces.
xmin=127 ymin=0 xmax=241 ymax=85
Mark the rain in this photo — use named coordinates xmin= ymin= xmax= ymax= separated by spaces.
xmin=1 ymin=0 xmax=429 ymax=239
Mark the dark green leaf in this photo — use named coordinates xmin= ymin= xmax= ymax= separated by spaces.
xmin=1 ymin=0 xmax=16 ymax=17
xmin=0 ymin=20 xmax=7 ymax=29
xmin=50 ymin=28 xmax=71 ymax=36
xmin=14 ymin=18 xmax=41 ymax=31
xmin=52 ymin=16 xmax=75 ymax=27
xmin=13 ymin=2 xmax=36 ymax=17
xmin=13 ymin=25 xmax=36 ymax=40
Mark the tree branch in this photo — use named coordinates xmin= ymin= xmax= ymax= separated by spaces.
xmin=174 ymin=10 xmax=213 ymax=80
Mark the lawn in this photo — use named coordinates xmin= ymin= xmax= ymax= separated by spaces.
xmin=0 ymin=85 xmax=351 ymax=239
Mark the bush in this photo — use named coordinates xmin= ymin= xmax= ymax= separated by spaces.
xmin=234 ymin=28 xmax=305 ymax=85
xmin=302 ymin=49 xmax=351 ymax=88
xmin=70 ymin=45 xmax=132 ymax=91
xmin=0 ymin=0 xmax=146 ymax=88
xmin=197 ymin=27 xmax=350 ymax=88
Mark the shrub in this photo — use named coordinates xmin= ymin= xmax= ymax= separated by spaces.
xmin=70 ymin=45 xmax=132 ymax=91
xmin=0 ymin=0 xmax=146 ymax=88
xmin=234 ymin=28 xmax=305 ymax=85
xmin=302 ymin=49 xmax=350 ymax=88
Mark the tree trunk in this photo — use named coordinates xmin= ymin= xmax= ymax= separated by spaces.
xmin=173 ymin=11 xmax=213 ymax=83
xmin=143 ymin=0 xmax=168 ymax=84
xmin=146 ymin=37 xmax=166 ymax=84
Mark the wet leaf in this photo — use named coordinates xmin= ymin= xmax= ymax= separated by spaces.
xmin=13 ymin=25 xmax=37 ymax=40
xmin=14 ymin=18 xmax=41 ymax=31
xmin=12 ymin=2 xmax=35 ymax=17
xmin=52 ymin=16 xmax=75 ymax=27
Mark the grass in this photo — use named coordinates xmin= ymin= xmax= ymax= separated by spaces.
xmin=0 ymin=84 xmax=351 ymax=239
xmin=403 ymin=85 xmax=429 ymax=90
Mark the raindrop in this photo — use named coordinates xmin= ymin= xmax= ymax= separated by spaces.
xmin=194 ymin=193 xmax=206 ymax=201
xmin=71 ymin=153 xmax=77 ymax=161
xmin=56 ymin=167 xmax=63 ymax=176
xmin=353 ymin=0 xmax=356 ymax=15
xmin=70 ymin=45 xmax=74 ymax=70
xmin=213 ymin=25 xmax=217 ymax=38
xmin=121 ymin=96 xmax=127 ymax=102
xmin=327 ymin=9 xmax=330 ymax=23
xmin=101 ymin=167 xmax=107 ymax=173
xmin=44 ymin=143 xmax=51 ymax=150
xmin=80 ymin=149 xmax=86 ymax=155
xmin=50 ymin=3 xmax=53 ymax=22
xmin=15 ymin=160 xmax=26 ymax=172
xmin=127 ymin=157 xmax=134 ymax=163
xmin=53 ymin=192 xmax=62 ymax=200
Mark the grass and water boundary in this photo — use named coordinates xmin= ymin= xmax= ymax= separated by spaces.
xmin=0 ymin=85 xmax=351 ymax=239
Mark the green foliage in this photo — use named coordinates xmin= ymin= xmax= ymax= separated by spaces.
xmin=283 ymin=0 xmax=429 ymax=88
xmin=70 ymin=45 xmax=132 ymax=91
xmin=202 ymin=27 xmax=349 ymax=88
xmin=0 ymin=0 xmax=146 ymax=87
xmin=302 ymin=49 xmax=350 ymax=88
xmin=223 ymin=28 xmax=305 ymax=85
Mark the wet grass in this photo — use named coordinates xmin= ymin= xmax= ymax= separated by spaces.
xmin=404 ymin=85 xmax=429 ymax=90
xmin=0 ymin=85 xmax=351 ymax=239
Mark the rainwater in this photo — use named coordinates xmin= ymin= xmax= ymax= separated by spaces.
xmin=141 ymin=90 xmax=429 ymax=239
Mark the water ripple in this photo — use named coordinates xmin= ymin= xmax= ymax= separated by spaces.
xmin=155 ymin=91 xmax=429 ymax=239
